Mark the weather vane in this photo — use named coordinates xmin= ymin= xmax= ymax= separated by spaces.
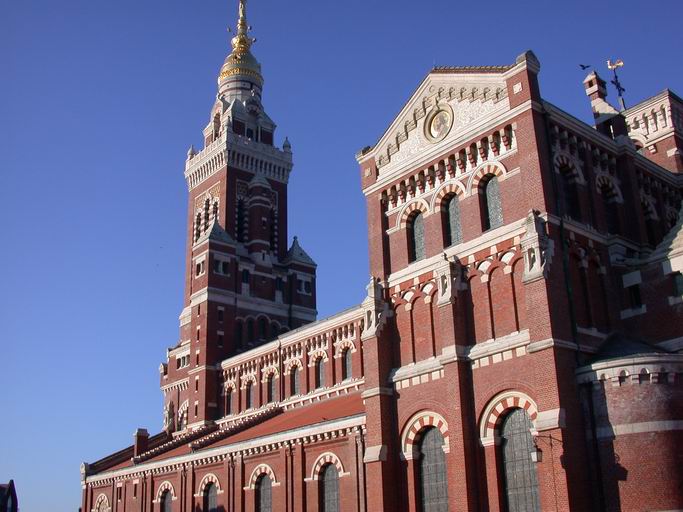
xmin=607 ymin=59 xmax=626 ymax=111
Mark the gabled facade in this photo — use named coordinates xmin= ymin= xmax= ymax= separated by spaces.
xmin=81 ymin=3 xmax=683 ymax=512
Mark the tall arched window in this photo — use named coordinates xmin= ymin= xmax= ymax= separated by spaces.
xmin=315 ymin=358 xmax=325 ymax=389
xmin=246 ymin=319 xmax=255 ymax=345
xmin=482 ymin=175 xmax=503 ymax=231
xmin=290 ymin=367 xmax=300 ymax=396
xmin=600 ymin=186 xmax=621 ymax=235
xmin=225 ymin=389 xmax=232 ymax=415
xmin=258 ymin=317 xmax=268 ymax=340
xmin=417 ymin=427 xmax=449 ymax=512
xmin=266 ymin=375 xmax=275 ymax=403
xmin=160 ymin=490 xmax=172 ymax=512
xmin=500 ymin=408 xmax=540 ymax=512
xmin=203 ymin=482 xmax=218 ymax=512
xmin=408 ymin=211 xmax=426 ymax=262
xmin=237 ymin=199 xmax=246 ymax=242
xmin=559 ymin=168 xmax=580 ymax=220
xmin=319 ymin=463 xmax=340 ymax=512
xmin=235 ymin=321 xmax=244 ymax=350
xmin=255 ymin=474 xmax=272 ymax=512
xmin=443 ymin=195 xmax=462 ymax=247
xmin=246 ymin=382 xmax=253 ymax=409
xmin=341 ymin=348 xmax=352 ymax=381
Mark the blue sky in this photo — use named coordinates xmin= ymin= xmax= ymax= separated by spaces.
xmin=1 ymin=0 xmax=681 ymax=510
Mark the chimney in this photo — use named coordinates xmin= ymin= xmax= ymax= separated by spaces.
xmin=133 ymin=428 xmax=149 ymax=457
xmin=583 ymin=71 xmax=629 ymax=140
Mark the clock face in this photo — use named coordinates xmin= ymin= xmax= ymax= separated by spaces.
xmin=429 ymin=110 xmax=452 ymax=140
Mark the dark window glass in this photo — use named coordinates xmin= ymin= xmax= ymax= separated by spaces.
xmin=213 ymin=259 xmax=220 ymax=273
xmin=247 ymin=319 xmax=254 ymax=344
xmin=269 ymin=209 xmax=277 ymax=251
xmin=256 ymin=474 xmax=272 ymax=512
xmin=290 ymin=368 xmax=300 ymax=396
xmin=261 ymin=130 xmax=274 ymax=146
xmin=233 ymin=120 xmax=246 ymax=136
xmin=221 ymin=261 xmax=229 ymax=274
xmin=409 ymin=212 xmax=426 ymax=262
xmin=675 ymin=273 xmax=683 ymax=296
xmin=160 ymin=490 xmax=172 ymax=512
xmin=444 ymin=195 xmax=462 ymax=247
xmin=483 ymin=176 xmax=503 ymax=230
xmin=267 ymin=375 xmax=275 ymax=403
xmin=242 ymin=269 xmax=250 ymax=284
xmin=628 ymin=284 xmax=642 ymax=308
xmin=203 ymin=482 xmax=218 ymax=512
xmin=258 ymin=317 xmax=268 ymax=339
xmin=235 ymin=322 xmax=243 ymax=349
xmin=246 ymin=128 xmax=254 ymax=139
xmin=501 ymin=409 xmax=540 ymax=512
xmin=218 ymin=308 xmax=224 ymax=322
xmin=225 ymin=390 xmax=232 ymax=415
xmin=270 ymin=322 xmax=279 ymax=340
xmin=237 ymin=199 xmax=246 ymax=242
xmin=315 ymin=358 xmax=325 ymax=389
xmin=246 ymin=382 xmax=253 ymax=409
xmin=342 ymin=349 xmax=352 ymax=381
xmin=559 ymin=171 xmax=581 ymax=220
xmin=276 ymin=277 xmax=284 ymax=291
xmin=601 ymin=188 xmax=620 ymax=235
xmin=319 ymin=463 xmax=340 ymax=512
xmin=418 ymin=427 xmax=449 ymax=512
xmin=304 ymin=281 xmax=312 ymax=293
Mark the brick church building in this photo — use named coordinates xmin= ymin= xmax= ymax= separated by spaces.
xmin=81 ymin=2 xmax=683 ymax=511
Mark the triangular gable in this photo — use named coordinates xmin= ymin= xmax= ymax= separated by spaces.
xmin=370 ymin=68 xmax=514 ymax=172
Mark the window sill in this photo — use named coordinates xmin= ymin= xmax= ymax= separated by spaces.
xmin=619 ymin=304 xmax=647 ymax=319
xmin=668 ymin=295 xmax=683 ymax=306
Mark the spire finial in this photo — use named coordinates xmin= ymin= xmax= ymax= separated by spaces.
xmin=230 ymin=0 xmax=254 ymax=53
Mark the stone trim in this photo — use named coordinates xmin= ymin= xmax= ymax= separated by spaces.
xmin=153 ymin=481 xmax=177 ymax=503
xmin=195 ymin=473 xmax=223 ymax=497
xmin=245 ymin=464 xmax=281 ymax=490
xmin=307 ymin=452 xmax=349 ymax=481
xmin=586 ymin=420 xmax=683 ymax=440
xmin=92 ymin=493 xmax=111 ymax=512
xmin=400 ymin=411 xmax=450 ymax=460
xmin=479 ymin=391 xmax=538 ymax=444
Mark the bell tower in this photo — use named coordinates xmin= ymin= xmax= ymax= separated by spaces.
xmin=159 ymin=0 xmax=317 ymax=432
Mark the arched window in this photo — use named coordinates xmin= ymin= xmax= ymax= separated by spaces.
xmin=255 ymin=474 xmax=272 ymax=512
xmin=559 ymin=168 xmax=581 ymax=220
xmin=204 ymin=198 xmax=211 ymax=229
xmin=482 ymin=175 xmax=503 ymax=231
xmin=408 ymin=211 xmax=426 ymax=262
xmin=237 ymin=199 xmax=246 ymax=242
xmin=443 ymin=195 xmax=462 ymax=247
xmin=203 ymin=482 xmax=218 ymax=512
xmin=341 ymin=348 xmax=352 ymax=381
xmin=315 ymin=358 xmax=325 ymax=389
xmin=225 ymin=389 xmax=232 ymax=415
xmin=246 ymin=382 xmax=253 ymax=409
xmin=417 ymin=427 xmax=449 ymax=512
xmin=269 ymin=209 xmax=277 ymax=251
xmin=235 ymin=321 xmax=244 ymax=350
xmin=258 ymin=317 xmax=268 ymax=340
xmin=266 ymin=375 xmax=275 ymax=403
xmin=160 ymin=490 xmax=172 ymax=512
xmin=319 ymin=463 xmax=340 ymax=512
xmin=270 ymin=322 xmax=279 ymax=340
xmin=246 ymin=319 xmax=255 ymax=345
xmin=600 ymin=185 xmax=620 ymax=235
xmin=290 ymin=367 xmax=300 ymax=396
xmin=500 ymin=408 xmax=540 ymax=512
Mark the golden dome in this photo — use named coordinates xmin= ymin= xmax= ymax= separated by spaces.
xmin=218 ymin=0 xmax=263 ymax=87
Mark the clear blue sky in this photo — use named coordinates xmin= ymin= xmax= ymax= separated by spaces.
xmin=1 ymin=0 xmax=681 ymax=510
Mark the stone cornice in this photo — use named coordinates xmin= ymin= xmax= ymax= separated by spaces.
xmin=84 ymin=414 xmax=366 ymax=486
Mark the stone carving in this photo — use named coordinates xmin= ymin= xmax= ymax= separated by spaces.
xmin=521 ymin=210 xmax=553 ymax=283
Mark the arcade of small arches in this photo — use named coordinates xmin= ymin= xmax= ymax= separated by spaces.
xmin=403 ymin=167 xmax=506 ymax=264
xmin=233 ymin=315 xmax=288 ymax=351
xmin=218 ymin=349 xmax=355 ymax=416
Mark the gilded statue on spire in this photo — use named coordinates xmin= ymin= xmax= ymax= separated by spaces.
xmin=231 ymin=0 xmax=254 ymax=54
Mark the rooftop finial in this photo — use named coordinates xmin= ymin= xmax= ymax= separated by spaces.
xmin=230 ymin=0 xmax=254 ymax=53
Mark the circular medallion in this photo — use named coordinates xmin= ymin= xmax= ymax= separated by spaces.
xmin=425 ymin=105 xmax=454 ymax=143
